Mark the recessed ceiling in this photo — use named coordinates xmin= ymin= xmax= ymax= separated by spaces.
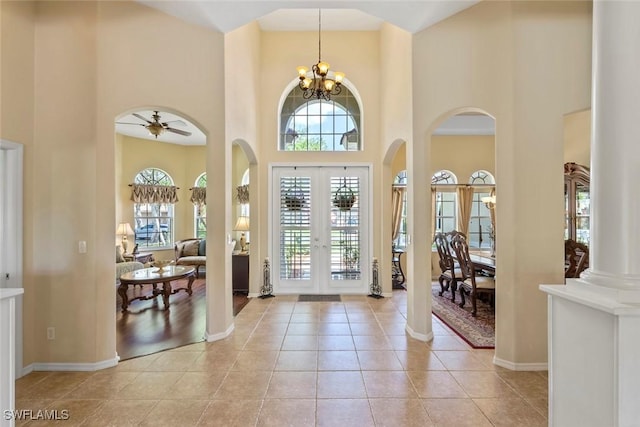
xmin=115 ymin=111 xmax=206 ymax=146
xmin=136 ymin=1 xmax=480 ymax=34
xmin=257 ymin=9 xmax=384 ymax=31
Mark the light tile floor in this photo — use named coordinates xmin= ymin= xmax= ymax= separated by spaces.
xmin=15 ymin=291 xmax=547 ymax=426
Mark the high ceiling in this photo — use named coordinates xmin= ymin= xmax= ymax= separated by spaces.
xmin=119 ymin=1 xmax=490 ymax=145
xmin=136 ymin=1 xmax=480 ymax=34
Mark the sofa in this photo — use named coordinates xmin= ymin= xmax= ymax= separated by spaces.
xmin=174 ymin=238 xmax=206 ymax=278
xmin=116 ymin=245 xmax=144 ymax=283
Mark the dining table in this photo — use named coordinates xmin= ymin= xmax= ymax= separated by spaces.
xmin=469 ymin=252 xmax=496 ymax=276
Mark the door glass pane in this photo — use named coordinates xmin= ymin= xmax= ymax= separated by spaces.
xmin=280 ymin=177 xmax=311 ymax=279
xmin=330 ymin=176 xmax=360 ymax=280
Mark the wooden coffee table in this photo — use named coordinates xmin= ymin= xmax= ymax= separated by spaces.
xmin=118 ymin=265 xmax=196 ymax=312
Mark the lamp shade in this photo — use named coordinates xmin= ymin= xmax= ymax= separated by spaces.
xmin=116 ymin=223 xmax=134 ymax=236
xmin=233 ymin=216 xmax=250 ymax=232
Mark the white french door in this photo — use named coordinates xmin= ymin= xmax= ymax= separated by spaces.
xmin=272 ymin=166 xmax=369 ymax=294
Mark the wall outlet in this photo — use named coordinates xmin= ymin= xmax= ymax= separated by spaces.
xmin=78 ymin=241 xmax=87 ymax=253
xmin=47 ymin=327 xmax=55 ymax=340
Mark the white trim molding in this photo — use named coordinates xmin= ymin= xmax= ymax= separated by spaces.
xmin=492 ymin=356 xmax=548 ymax=371
xmin=205 ymin=323 xmax=234 ymax=342
xmin=23 ymin=356 xmax=119 ymax=374
xmin=405 ymin=325 xmax=434 ymax=342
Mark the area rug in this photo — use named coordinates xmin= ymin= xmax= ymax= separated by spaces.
xmin=431 ymin=283 xmax=495 ymax=349
xmin=298 ymin=294 xmax=341 ymax=302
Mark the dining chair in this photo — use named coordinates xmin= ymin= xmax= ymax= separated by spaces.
xmin=450 ymin=232 xmax=495 ymax=316
xmin=565 ymin=239 xmax=589 ymax=279
xmin=434 ymin=232 xmax=462 ymax=302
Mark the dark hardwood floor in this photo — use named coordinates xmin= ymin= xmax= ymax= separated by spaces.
xmin=116 ymin=277 xmax=249 ymax=360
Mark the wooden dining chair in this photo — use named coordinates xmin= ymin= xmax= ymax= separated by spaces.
xmin=450 ymin=232 xmax=495 ymax=317
xmin=565 ymin=239 xmax=589 ymax=278
xmin=434 ymin=232 xmax=462 ymax=302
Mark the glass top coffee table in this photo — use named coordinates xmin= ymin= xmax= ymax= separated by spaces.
xmin=118 ymin=265 xmax=196 ymax=312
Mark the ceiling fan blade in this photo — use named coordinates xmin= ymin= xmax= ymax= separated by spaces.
xmin=132 ymin=113 xmax=153 ymax=124
xmin=165 ymin=127 xmax=192 ymax=137
xmin=116 ymin=122 xmax=146 ymax=126
xmin=162 ymin=120 xmax=187 ymax=127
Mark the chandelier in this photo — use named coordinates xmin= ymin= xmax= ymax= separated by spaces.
xmin=296 ymin=9 xmax=345 ymax=101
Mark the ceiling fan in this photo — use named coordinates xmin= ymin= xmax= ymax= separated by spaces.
xmin=117 ymin=111 xmax=192 ymax=138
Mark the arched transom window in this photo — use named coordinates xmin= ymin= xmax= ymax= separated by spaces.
xmin=280 ymin=85 xmax=361 ymax=151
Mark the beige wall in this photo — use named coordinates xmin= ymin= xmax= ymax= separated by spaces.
xmin=564 ymin=108 xmax=591 ymax=166
xmin=2 ymin=0 xmax=594 ymax=369
xmin=432 ymin=135 xmax=495 ymax=180
xmin=411 ymin=0 xmax=592 ymax=365
xmin=1 ymin=0 xmax=227 ymax=367
xmin=1 ymin=0 xmax=37 ymax=366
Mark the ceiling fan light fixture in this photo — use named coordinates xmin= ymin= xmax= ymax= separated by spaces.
xmin=147 ymin=123 xmax=164 ymax=138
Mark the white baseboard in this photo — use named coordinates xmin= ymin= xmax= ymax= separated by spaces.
xmin=205 ymin=323 xmax=234 ymax=342
xmin=493 ymin=356 xmax=548 ymax=371
xmin=405 ymin=325 xmax=434 ymax=342
xmin=22 ymin=355 xmax=119 ymax=374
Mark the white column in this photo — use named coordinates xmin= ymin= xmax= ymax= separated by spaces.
xmin=541 ymin=2 xmax=640 ymax=426
xmin=582 ymin=0 xmax=640 ymax=299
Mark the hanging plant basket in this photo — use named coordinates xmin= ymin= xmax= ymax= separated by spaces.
xmin=333 ymin=185 xmax=356 ymax=211
xmin=284 ymin=186 xmax=306 ymax=211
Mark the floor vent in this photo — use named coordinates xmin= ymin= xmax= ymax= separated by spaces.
xmin=298 ymin=294 xmax=341 ymax=302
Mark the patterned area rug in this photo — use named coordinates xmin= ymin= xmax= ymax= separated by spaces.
xmin=431 ymin=283 xmax=495 ymax=349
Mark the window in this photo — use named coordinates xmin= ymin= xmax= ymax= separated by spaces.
xmin=433 ymin=170 xmax=457 ymax=234
xmin=393 ymin=171 xmax=407 ymax=249
xmin=133 ymin=168 xmax=175 ymax=250
xmin=240 ymin=168 xmax=250 ymax=217
xmin=194 ymin=173 xmax=206 ymax=239
xmin=279 ymin=84 xmax=361 ymax=151
xmin=468 ymin=171 xmax=495 ymax=250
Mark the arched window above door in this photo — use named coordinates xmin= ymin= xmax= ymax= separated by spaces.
xmin=279 ymin=84 xmax=361 ymax=151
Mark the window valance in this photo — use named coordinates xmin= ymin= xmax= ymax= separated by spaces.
xmin=130 ymin=184 xmax=179 ymax=204
xmin=190 ymin=187 xmax=206 ymax=206
xmin=236 ymin=184 xmax=249 ymax=204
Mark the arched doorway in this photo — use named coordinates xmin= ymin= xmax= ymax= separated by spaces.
xmin=114 ymin=107 xmax=209 ymax=359
xmin=428 ymin=110 xmax=497 ymax=351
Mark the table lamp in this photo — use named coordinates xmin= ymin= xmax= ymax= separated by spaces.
xmin=116 ymin=222 xmax=134 ymax=253
xmin=233 ymin=216 xmax=250 ymax=253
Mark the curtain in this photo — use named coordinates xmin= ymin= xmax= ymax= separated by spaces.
xmin=489 ymin=188 xmax=496 ymax=235
xmin=391 ymin=186 xmax=405 ymax=242
xmin=456 ymin=186 xmax=474 ymax=236
xmin=431 ymin=187 xmax=437 ymax=242
xmin=190 ymin=187 xmax=206 ymax=206
xmin=130 ymin=184 xmax=179 ymax=204
xmin=236 ymin=184 xmax=249 ymax=204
